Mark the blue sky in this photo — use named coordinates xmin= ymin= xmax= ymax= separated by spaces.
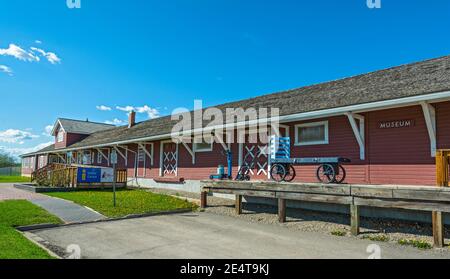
xmin=0 ymin=0 xmax=449 ymax=158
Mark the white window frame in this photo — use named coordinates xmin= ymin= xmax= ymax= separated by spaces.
xmin=193 ymin=136 xmax=213 ymax=153
xmin=294 ymin=121 xmax=329 ymax=146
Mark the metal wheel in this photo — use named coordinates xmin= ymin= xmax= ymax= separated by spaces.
xmin=270 ymin=163 xmax=287 ymax=182
xmin=283 ymin=164 xmax=296 ymax=183
xmin=334 ymin=165 xmax=347 ymax=184
xmin=316 ymin=164 xmax=336 ymax=184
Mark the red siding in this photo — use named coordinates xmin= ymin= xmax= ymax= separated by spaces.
xmin=55 ymin=133 xmax=88 ymax=149
xmin=289 ymin=115 xmax=367 ymax=184
xmin=367 ymin=105 xmax=435 ymax=185
xmin=437 ymin=101 xmax=450 ymax=150
xmin=24 ymin=101 xmax=450 ymax=186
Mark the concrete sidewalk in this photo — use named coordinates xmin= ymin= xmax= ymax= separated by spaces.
xmin=0 ymin=183 xmax=106 ymax=223
xmin=31 ymin=212 xmax=450 ymax=259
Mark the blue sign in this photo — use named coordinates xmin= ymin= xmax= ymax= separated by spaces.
xmin=77 ymin=168 xmax=101 ymax=183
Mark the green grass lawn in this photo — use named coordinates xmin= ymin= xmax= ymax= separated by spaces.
xmin=0 ymin=176 xmax=31 ymax=183
xmin=0 ymin=200 xmax=63 ymax=259
xmin=46 ymin=189 xmax=198 ymax=218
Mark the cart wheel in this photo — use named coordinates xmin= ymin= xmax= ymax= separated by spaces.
xmin=284 ymin=164 xmax=296 ymax=183
xmin=316 ymin=164 xmax=336 ymax=184
xmin=334 ymin=165 xmax=347 ymax=184
xmin=270 ymin=164 xmax=287 ymax=182
xmin=236 ymin=166 xmax=251 ymax=181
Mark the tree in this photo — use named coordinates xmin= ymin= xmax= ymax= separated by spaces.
xmin=0 ymin=151 xmax=17 ymax=168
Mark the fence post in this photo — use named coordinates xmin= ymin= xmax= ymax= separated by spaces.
xmin=235 ymin=195 xmax=243 ymax=215
xmin=350 ymin=204 xmax=360 ymax=236
xmin=433 ymin=150 xmax=448 ymax=248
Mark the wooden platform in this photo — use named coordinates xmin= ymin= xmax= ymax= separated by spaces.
xmin=201 ymin=180 xmax=450 ymax=247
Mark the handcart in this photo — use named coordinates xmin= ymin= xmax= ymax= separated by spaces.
xmin=269 ymin=136 xmax=351 ymax=184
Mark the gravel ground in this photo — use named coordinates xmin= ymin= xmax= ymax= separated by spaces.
xmin=144 ymin=187 xmax=450 ymax=250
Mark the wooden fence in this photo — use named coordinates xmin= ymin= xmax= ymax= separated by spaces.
xmin=32 ymin=164 xmax=128 ymax=188
xmin=201 ymin=149 xmax=450 ymax=248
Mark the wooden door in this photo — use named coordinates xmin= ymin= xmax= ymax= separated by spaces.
xmin=162 ymin=142 xmax=178 ymax=177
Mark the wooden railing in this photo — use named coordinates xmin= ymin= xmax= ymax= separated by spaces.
xmin=32 ymin=163 xmax=67 ymax=186
xmin=49 ymin=167 xmax=78 ymax=188
xmin=436 ymin=150 xmax=450 ymax=187
xmin=116 ymin=169 xmax=128 ymax=183
xmin=202 ymin=180 xmax=450 ymax=248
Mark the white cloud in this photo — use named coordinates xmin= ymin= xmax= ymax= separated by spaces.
xmin=116 ymin=106 xmax=135 ymax=113
xmin=0 ymin=129 xmax=39 ymax=144
xmin=96 ymin=105 xmax=112 ymax=111
xmin=42 ymin=125 xmax=54 ymax=137
xmin=0 ymin=44 xmax=40 ymax=62
xmin=116 ymin=105 xmax=160 ymax=119
xmin=104 ymin=118 xmax=126 ymax=125
xmin=0 ymin=65 xmax=13 ymax=76
xmin=0 ymin=141 xmax=53 ymax=159
xmin=30 ymin=47 xmax=61 ymax=64
xmin=35 ymin=40 xmax=42 ymax=44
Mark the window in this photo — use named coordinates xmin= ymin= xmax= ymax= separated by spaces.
xmin=83 ymin=151 xmax=91 ymax=165
xmin=77 ymin=152 xmax=83 ymax=164
xmin=193 ymin=137 xmax=213 ymax=152
xmin=295 ymin=121 xmax=329 ymax=146
xmin=137 ymin=147 xmax=145 ymax=162
xmin=57 ymin=131 xmax=64 ymax=143
xmin=39 ymin=156 xmax=45 ymax=169
xmin=97 ymin=151 xmax=103 ymax=164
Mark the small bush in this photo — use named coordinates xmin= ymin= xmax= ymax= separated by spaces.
xmin=331 ymin=230 xmax=346 ymax=237
xmin=362 ymin=234 xmax=390 ymax=242
xmin=398 ymin=239 xmax=432 ymax=249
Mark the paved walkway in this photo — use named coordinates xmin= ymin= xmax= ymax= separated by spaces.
xmin=0 ymin=183 xmax=106 ymax=223
xmin=32 ymin=212 xmax=450 ymax=259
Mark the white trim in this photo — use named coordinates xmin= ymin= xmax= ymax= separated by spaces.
xmin=137 ymin=143 xmax=154 ymax=165
xmin=113 ymin=146 xmax=127 ymax=165
xmin=346 ymin=113 xmax=365 ymax=160
xmin=193 ymin=142 xmax=213 ymax=153
xmin=55 ymin=153 xmax=66 ymax=164
xmin=96 ymin=148 xmax=109 ymax=163
xmin=238 ymin=142 xmax=243 ymax=170
xmin=294 ymin=121 xmax=329 ymax=146
xmin=50 ymin=119 xmax=66 ymax=137
xmin=421 ymin=102 xmax=437 ymax=157
xmin=159 ymin=140 xmax=178 ymax=177
xmin=280 ymin=90 xmax=450 ymax=124
xmin=56 ymin=130 xmax=64 ymax=143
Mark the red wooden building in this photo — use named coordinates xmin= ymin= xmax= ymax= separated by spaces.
xmin=21 ymin=55 xmax=450 ymax=191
